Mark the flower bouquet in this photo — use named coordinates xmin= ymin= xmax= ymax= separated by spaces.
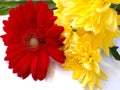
xmin=0 ymin=0 xmax=120 ymax=90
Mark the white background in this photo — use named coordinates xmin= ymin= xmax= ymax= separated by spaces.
xmin=0 ymin=15 xmax=120 ymax=90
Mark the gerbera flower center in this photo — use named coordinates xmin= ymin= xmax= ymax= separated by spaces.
xmin=29 ymin=37 xmax=39 ymax=48
xmin=29 ymin=37 xmax=46 ymax=48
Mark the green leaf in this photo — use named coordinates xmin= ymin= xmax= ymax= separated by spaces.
xmin=111 ymin=4 xmax=120 ymax=10
xmin=0 ymin=0 xmax=56 ymax=15
xmin=110 ymin=46 xmax=120 ymax=61
xmin=110 ymin=4 xmax=120 ymax=14
xmin=0 ymin=6 xmax=11 ymax=15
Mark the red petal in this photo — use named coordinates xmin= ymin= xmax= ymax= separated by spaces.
xmin=31 ymin=50 xmax=50 ymax=80
xmin=22 ymin=69 xmax=31 ymax=79
xmin=5 ymin=47 xmax=25 ymax=60
xmin=37 ymin=50 xmax=50 ymax=80
xmin=36 ymin=2 xmax=55 ymax=25
xmin=13 ymin=53 xmax=29 ymax=73
xmin=21 ymin=1 xmax=36 ymax=28
xmin=3 ymin=20 xmax=25 ymax=34
xmin=58 ymin=38 xmax=65 ymax=47
xmin=6 ymin=44 xmax=23 ymax=54
xmin=46 ymin=38 xmax=59 ymax=48
xmin=59 ymin=38 xmax=65 ymax=43
xmin=45 ymin=25 xmax=64 ymax=38
xmin=9 ymin=52 xmax=25 ymax=68
xmin=9 ymin=7 xmax=28 ymax=30
xmin=36 ymin=2 xmax=55 ymax=31
xmin=47 ymin=47 xmax=65 ymax=63
xmin=31 ymin=56 xmax=38 ymax=80
xmin=18 ymin=54 xmax=33 ymax=78
xmin=2 ymin=34 xmax=22 ymax=46
xmin=35 ymin=1 xmax=45 ymax=17
xmin=36 ymin=2 xmax=49 ymax=30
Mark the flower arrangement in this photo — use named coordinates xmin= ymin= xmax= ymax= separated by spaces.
xmin=0 ymin=0 xmax=120 ymax=90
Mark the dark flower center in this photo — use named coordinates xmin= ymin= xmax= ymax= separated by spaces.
xmin=39 ymin=40 xmax=45 ymax=45
xmin=29 ymin=37 xmax=39 ymax=48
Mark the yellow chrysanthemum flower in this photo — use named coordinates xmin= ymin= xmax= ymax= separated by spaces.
xmin=53 ymin=0 xmax=119 ymax=90
xmin=53 ymin=0 xmax=120 ymax=34
xmin=77 ymin=27 xmax=119 ymax=56
xmin=53 ymin=0 xmax=119 ymax=55
xmin=63 ymin=32 xmax=107 ymax=90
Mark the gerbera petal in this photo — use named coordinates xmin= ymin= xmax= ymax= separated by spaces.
xmin=46 ymin=12 xmax=57 ymax=28
xmin=35 ymin=1 xmax=44 ymax=16
xmin=9 ymin=7 xmax=28 ymax=30
xmin=5 ymin=47 xmax=25 ymax=60
xmin=18 ymin=54 xmax=33 ymax=78
xmin=48 ymin=47 xmax=65 ymax=63
xmin=22 ymin=69 xmax=31 ymax=79
xmin=2 ymin=34 xmax=22 ymax=45
xmin=13 ymin=54 xmax=29 ymax=74
xmin=9 ymin=52 xmax=25 ymax=68
xmin=31 ymin=50 xmax=50 ymax=80
xmin=58 ymin=38 xmax=65 ymax=47
xmin=37 ymin=50 xmax=50 ymax=80
xmin=46 ymin=38 xmax=59 ymax=48
xmin=36 ymin=2 xmax=49 ymax=30
xmin=21 ymin=1 xmax=36 ymax=28
xmin=31 ymin=55 xmax=37 ymax=80
xmin=6 ymin=47 xmax=25 ymax=68
xmin=45 ymin=25 xmax=64 ymax=38
xmin=36 ymin=2 xmax=56 ymax=31
xmin=3 ymin=20 xmax=25 ymax=34
xmin=6 ymin=44 xmax=23 ymax=54
xmin=46 ymin=37 xmax=64 ymax=48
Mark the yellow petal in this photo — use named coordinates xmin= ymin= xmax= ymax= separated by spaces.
xmin=95 ymin=78 xmax=102 ymax=88
xmin=100 ymin=70 xmax=107 ymax=80
xmin=82 ymin=74 xmax=89 ymax=87
xmin=118 ymin=15 xmax=120 ymax=25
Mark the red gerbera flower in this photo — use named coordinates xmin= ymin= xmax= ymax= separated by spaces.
xmin=1 ymin=1 xmax=65 ymax=80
